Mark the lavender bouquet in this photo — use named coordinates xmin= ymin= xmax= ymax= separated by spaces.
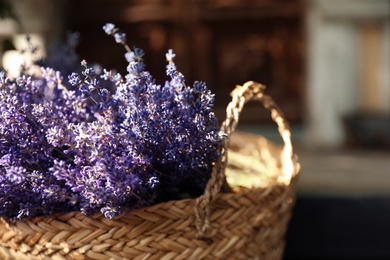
xmin=0 ymin=23 xmax=221 ymax=221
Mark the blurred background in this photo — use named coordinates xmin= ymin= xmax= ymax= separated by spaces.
xmin=0 ymin=0 xmax=389 ymax=259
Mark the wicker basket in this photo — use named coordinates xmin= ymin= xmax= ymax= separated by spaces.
xmin=0 ymin=82 xmax=300 ymax=260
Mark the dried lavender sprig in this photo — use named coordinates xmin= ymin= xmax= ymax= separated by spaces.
xmin=0 ymin=23 xmax=222 ymax=221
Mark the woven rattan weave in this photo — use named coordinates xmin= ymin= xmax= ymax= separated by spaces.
xmin=0 ymin=82 xmax=300 ymax=260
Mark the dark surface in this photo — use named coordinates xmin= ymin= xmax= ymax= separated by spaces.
xmin=283 ymin=194 xmax=390 ymax=260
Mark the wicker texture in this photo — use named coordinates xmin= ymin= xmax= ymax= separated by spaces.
xmin=0 ymin=82 xmax=300 ymax=260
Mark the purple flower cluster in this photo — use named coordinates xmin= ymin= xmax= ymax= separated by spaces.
xmin=0 ymin=23 xmax=221 ymax=220
xmin=0 ymin=69 xmax=88 ymax=219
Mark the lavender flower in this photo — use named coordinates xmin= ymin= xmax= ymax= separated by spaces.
xmin=114 ymin=32 xmax=126 ymax=44
xmin=103 ymin=23 xmax=116 ymax=35
xmin=0 ymin=70 xmax=89 ymax=220
xmin=0 ymin=23 xmax=221 ymax=220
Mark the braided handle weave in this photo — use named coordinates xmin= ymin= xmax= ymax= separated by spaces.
xmin=194 ymin=81 xmax=295 ymax=238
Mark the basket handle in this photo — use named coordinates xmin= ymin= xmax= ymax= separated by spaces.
xmin=194 ymin=81 xmax=296 ymax=238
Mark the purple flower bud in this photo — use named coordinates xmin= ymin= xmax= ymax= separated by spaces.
xmin=165 ymin=49 xmax=176 ymax=62
xmin=125 ymin=52 xmax=135 ymax=63
xmin=68 ymin=73 xmax=80 ymax=86
xmin=114 ymin=32 xmax=126 ymax=44
xmin=103 ymin=23 xmax=116 ymax=35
